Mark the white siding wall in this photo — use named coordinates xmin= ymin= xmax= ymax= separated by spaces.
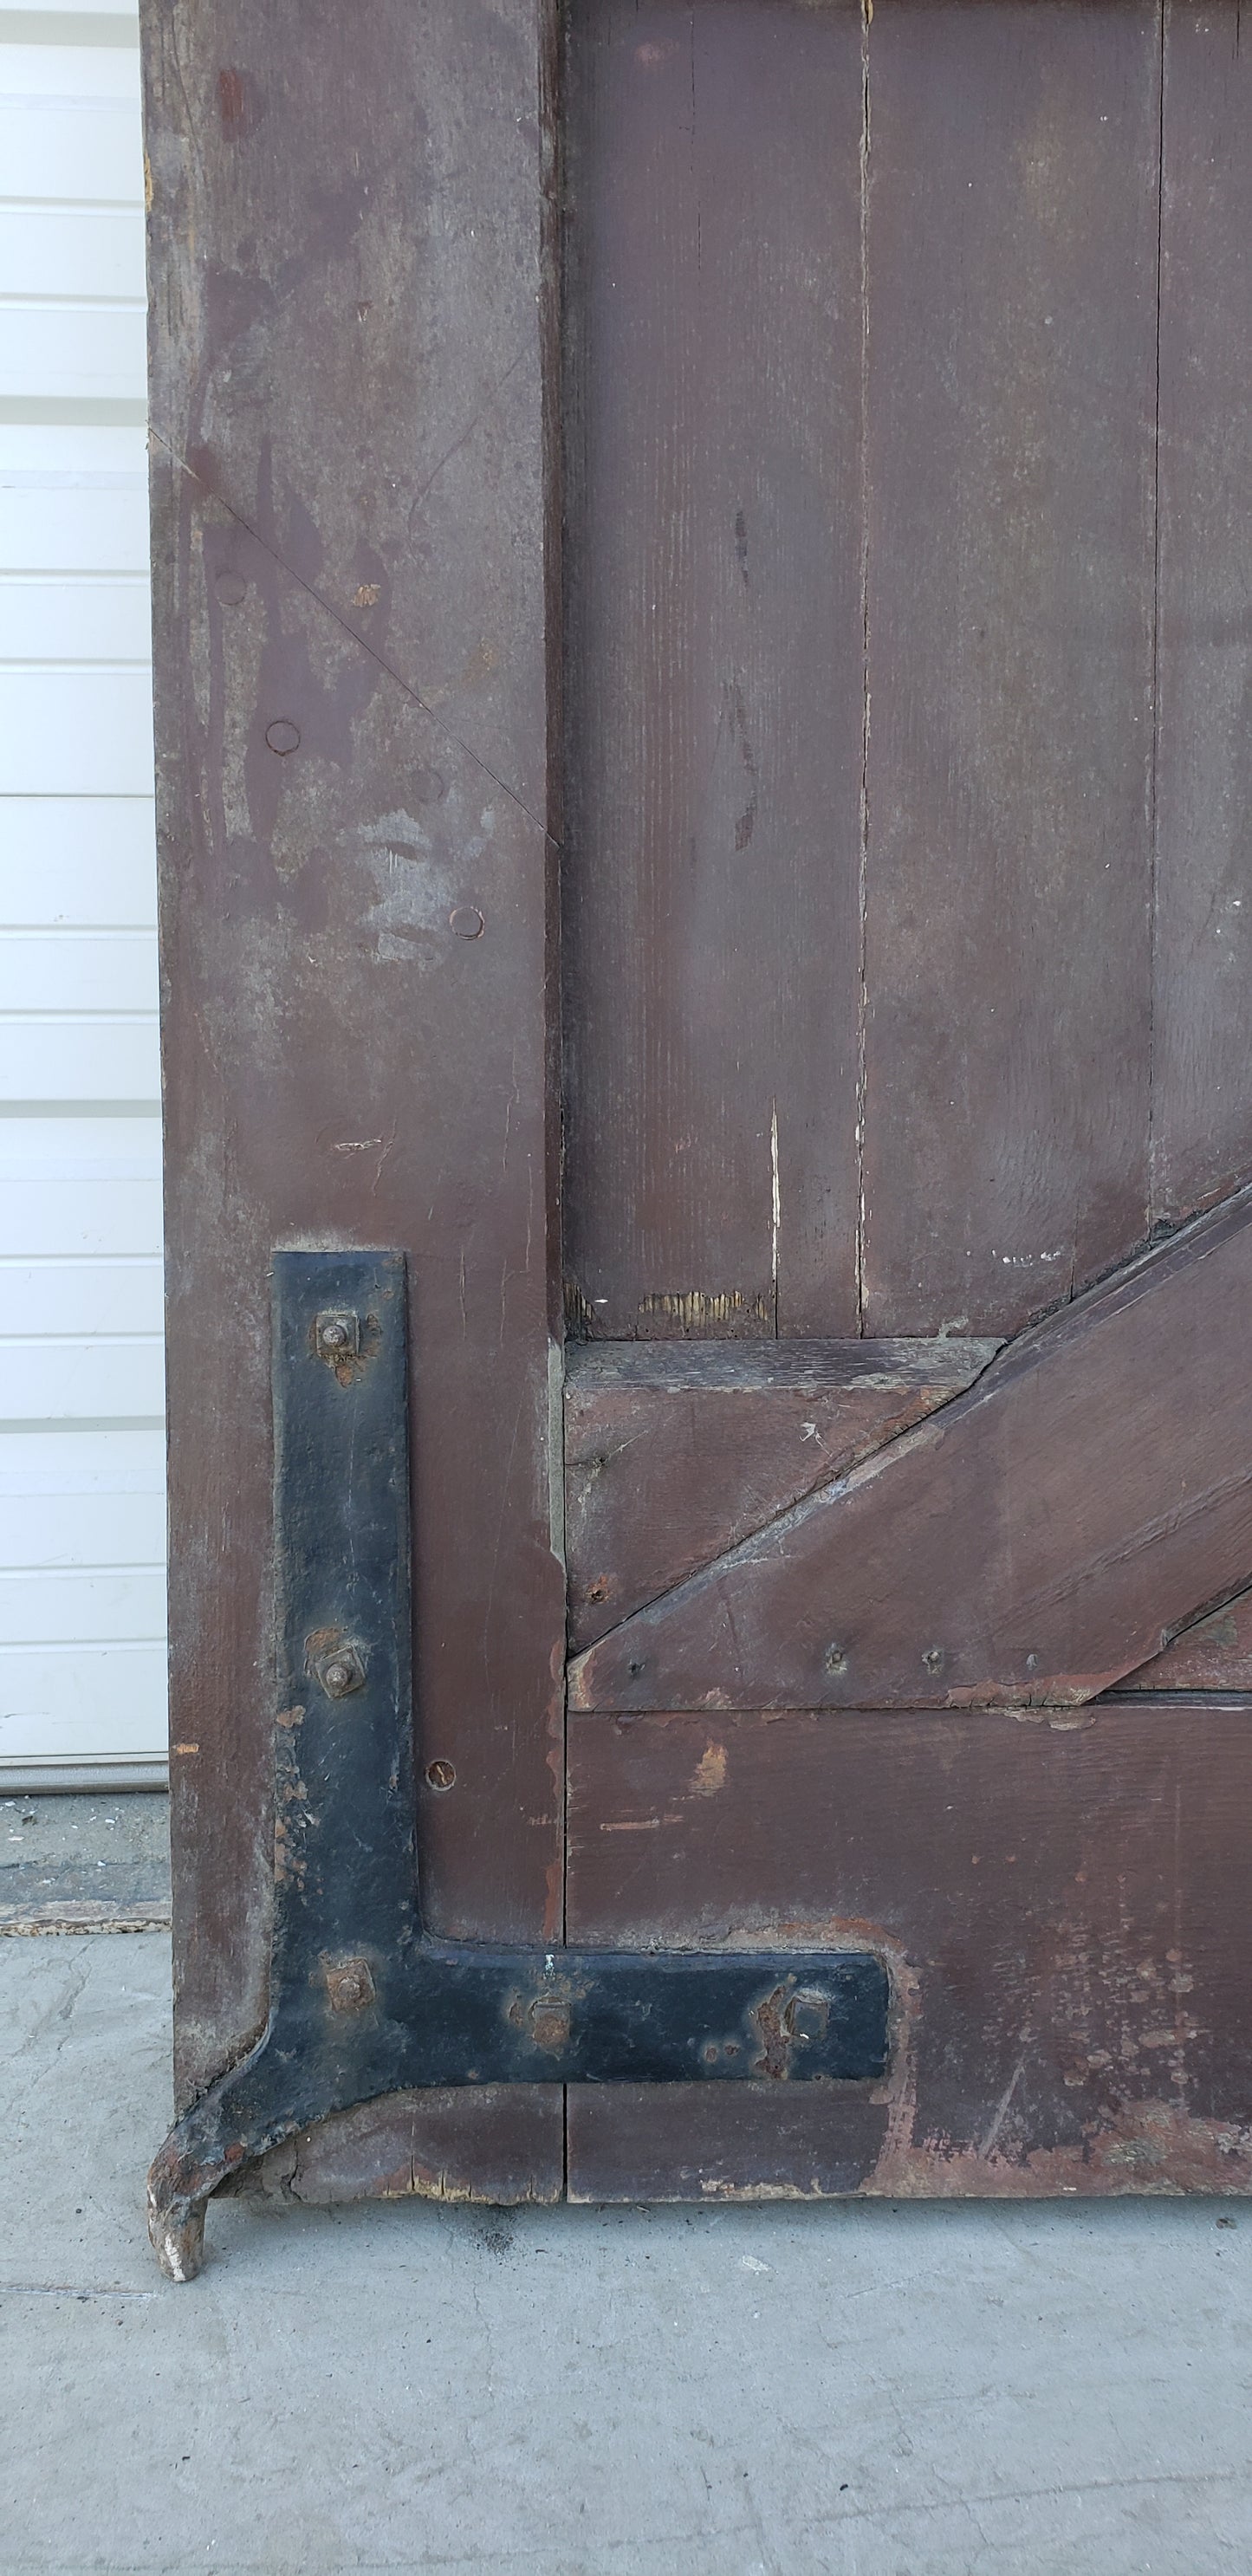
xmin=0 ymin=0 xmax=165 ymax=1785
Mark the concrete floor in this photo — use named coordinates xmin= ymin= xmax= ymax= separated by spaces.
xmin=3 ymin=1930 xmax=1252 ymax=2575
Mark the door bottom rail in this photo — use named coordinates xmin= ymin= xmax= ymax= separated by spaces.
xmin=147 ymin=1251 xmax=890 ymax=2281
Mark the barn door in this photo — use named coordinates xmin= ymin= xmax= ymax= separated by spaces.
xmin=144 ymin=0 xmax=1252 ymax=2267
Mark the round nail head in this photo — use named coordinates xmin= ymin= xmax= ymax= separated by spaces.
xmin=450 ymin=905 xmax=485 ymax=940
xmin=215 ymin=570 xmax=248 ymax=607
xmin=265 ymin=718 xmax=301 ymax=755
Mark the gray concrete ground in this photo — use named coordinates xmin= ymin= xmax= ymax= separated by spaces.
xmin=0 ymin=1794 xmax=170 ymax=1929
xmin=3 ymin=1920 xmax=1252 ymax=2574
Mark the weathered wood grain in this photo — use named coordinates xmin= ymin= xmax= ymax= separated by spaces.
xmin=565 ymin=1338 xmax=998 ymax=1645
xmin=561 ymin=0 xmax=864 ymax=1340
xmin=860 ymin=0 xmax=1160 ymax=1335
xmin=1152 ymin=2 xmax=1252 ymax=1226
xmin=143 ymin=0 xmax=564 ymax=2160
xmin=1117 ymin=1585 xmax=1252 ymax=1695
xmin=570 ymin=1187 xmax=1252 ymax=1712
xmin=567 ymin=1699 xmax=1252 ymax=2199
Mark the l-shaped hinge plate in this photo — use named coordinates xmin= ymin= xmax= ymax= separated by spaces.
xmin=146 ymin=1252 xmax=890 ymax=2278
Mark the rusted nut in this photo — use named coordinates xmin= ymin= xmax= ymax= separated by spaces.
xmin=787 ymin=1990 xmax=830 ymax=2048
xmin=315 ymin=1309 xmax=360 ymax=1364
xmin=529 ymin=1998 xmax=572 ymax=2054
xmin=311 ymin=1639 xmax=367 ymax=1700
xmin=324 ymin=1957 xmax=375 ymax=2015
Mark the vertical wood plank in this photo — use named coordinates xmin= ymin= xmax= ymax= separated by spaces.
xmin=861 ymin=0 xmax=1160 ymax=1336
xmin=1152 ymin=0 xmax=1252 ymax=1224
xmin=561 ymin=0 xmax=864 ymax=1340
xmin=144 ymin=0 xmax=564 ymax=2136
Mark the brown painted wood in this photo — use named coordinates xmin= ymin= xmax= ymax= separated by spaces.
xmin=1118 ymin=1586 xmax=1252 ymax=1695
xmin=1152 ymin=3 xmax=1252 ymax=1227
xmin=241 ymin=2088 xmax=562 ymax=2210
xmin=143 ymin=0 xmax=564 ymax=2162
xmin=561 ymin=0 xmax=865 ymax=1341
xmin=565 ymin=1339 xmax=999 ymax=1646
xmin=570 ymin=1187 xmax=1252 ymax=1713
xmin=860 ymin=0 xmax=1160 ymax=1336
xmin=567 ymin=1700 xmax=1252 ymax=2198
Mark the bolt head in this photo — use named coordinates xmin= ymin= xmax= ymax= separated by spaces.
xmin=529 ymin=1998 xmax=572 ymax=2054
xmin=310 ymin=1638 xmax=367 ymax=1699
xmin=315 ymin=1310 xmax=360 ymax=1364
xmin=788 ymin=1991 xmax=830 ymax=2047
xmin=325 ymin=1957 xmax=375 ymax=2015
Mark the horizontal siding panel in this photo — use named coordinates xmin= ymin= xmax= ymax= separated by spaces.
xmin=0 ymin=99 xmax=139 ymax=203
xmin=0 ymin=420 xmax=146 ymax=476
xmin=0 ymin=1332 xmax=163 ymax=1418
xmin=0 ymin=1109 xmax=161 ymax=1171
xmin=0 ymin=1564 xmax=165 ymax=1645
xmin=0 ymin=574 xmax=150 ymax=661
xmin=0 ymin=1483 xmax=163 ymax=1569
xmin=0 ymin=1256 xmax=162 ymax=1336
xmin=0 ymin=40 xmax=139 ymax=95
xmin=0 ymin=1014 xmax=158 ymax=1099
xmin=0 ymin=484 xmax=148 ymax=571
xmin=10 ymin=2 xmax=139 ymax=17
xmin=0 ymin=798 xmax=156 ymax=927
xmin=0 ymin=1172 xmax=160 ymax=1257
xmin=0 ymin=205 xmax=145 ymax=300
xmin=0 ymin=300 xmax=146 ymax=403
xmin=0 ymin=1647 xmax=166 ymax=1762
xmin=0 ymin=669 xmax=152 ymax=791
xmin=0 ymin=1415 xmax=163 ymax=1485
xmin=0 ymin=929 xmax=157 ymax=1011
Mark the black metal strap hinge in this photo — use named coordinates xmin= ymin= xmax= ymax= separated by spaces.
xmin=147 ymin=1252 xmax=890 ymax=2278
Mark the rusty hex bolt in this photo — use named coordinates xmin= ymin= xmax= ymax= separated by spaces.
xmin=529 ymin=1997 xmax=572 ymax=2054
xmin=315 ymin=1309 xmax=360 ymax=1363
xmin=325 ymin=1957 xmax=375 ymax=2015
xmin=313 ymin=1640 xmax=367 ymax=1700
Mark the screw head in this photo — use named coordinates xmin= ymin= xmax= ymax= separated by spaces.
xmin=425 ymin=1758 xmax=457 ymax=1792
xmin=449 ymin=905 xmax=485 ymax=939
xmin=321 ymin=1320 xmax=349 ymax=1350
xmin=265 ymin=717 xmax=301 ymax=755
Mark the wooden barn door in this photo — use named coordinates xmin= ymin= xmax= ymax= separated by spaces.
xmin=145 ymin=0 xmax=1252 ymax=2224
